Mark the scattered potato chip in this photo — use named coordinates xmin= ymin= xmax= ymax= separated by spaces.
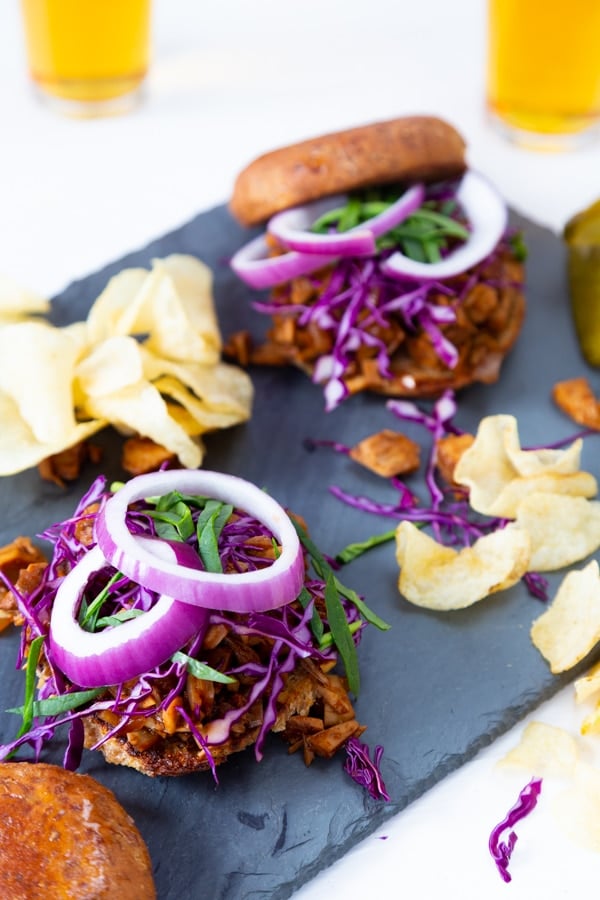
xmin=0 ymin=273 xmax=49 ymax=321
xmin=395 ymin=520 xmax=531 ymax=610
xmin=574 ymin=659 xmax=600 ymax=704
xmin=0 ymin=255 xmax=253 ymax=477
xmin=454 ymin=415 xmax=596 ymax=517
xmin=515 ymin=493 xmax=600 ymax=571
xmin=349 ymin=429 xmax=420 ymax=478
xmin=551 ymin=760 xmax=600 ymax=853
xmin=530 ymin=561 xmax=600 ymax=673
xmin=497 ymin=721 xmax=579 ymax=778
xmin=580 ymin=700 xmax=600 ymax=736
xmin=552 ymin=376 xmax=600 ymax=430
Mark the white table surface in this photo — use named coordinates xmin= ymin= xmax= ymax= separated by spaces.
xmin=2 ymin=1 xmax=600 ymax=897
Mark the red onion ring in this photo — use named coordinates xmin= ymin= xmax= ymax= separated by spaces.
xmin=95 ymin=470 xmax=305 ymax=613
xmin=267 ymin=194 xmax=376 ymax=256
xmin=230 ymin=233 xmax=335 ymax=290
xmin=230 ymin=184 xmax=426 ymax=289
xmin=48 ymin=542 xmax=209 ymax=688
xmin=381 ymin=171 xmax=507 ymax=282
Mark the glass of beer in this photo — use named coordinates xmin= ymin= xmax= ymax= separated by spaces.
xmin=20 ymin=0 xmax=152 ymax=117
xmin=486 ymin=0 xmax=600 ymax=150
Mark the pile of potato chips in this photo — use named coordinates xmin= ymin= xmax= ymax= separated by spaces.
xmin=395 ymin=413 xmax=600 ymax=621
xmin=0 ymin=255 xmax=253 ymax=476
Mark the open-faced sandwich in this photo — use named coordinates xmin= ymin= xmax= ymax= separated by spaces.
xmin=0 ymin=470 xmax=388 ymax=793
xmin=226 ymin=116 xmax=526 ymax=409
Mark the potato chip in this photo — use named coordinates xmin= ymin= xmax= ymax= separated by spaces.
xmin=515 ymin=493 xmax=600 ymax=571
xmin=153 ymin=374 xmax=252 ymax=432
xmin=497 ymin=721 xmax=579 ymax=778
xmin=82 ymin=381 xmax=203 ymax=470
xmin=395 ymin=520 xmax=531 ymax=610
xmin=0 ymin=273 xmax=49 ymax=321
xmin=574 ymin=659 xmax=600 ymax=704
xmin=551 ymin=760 xmax=600 ymax=853
xmin=0 ymin=322 xmax=82 ymax=444
xmin=136 ymin=256 xmax=221 ymax=365
xmin=140 ymin=348 xmax=253 ymax=419
xmin=580 ymin=700 xmax=600 ymax=736
xmin=530 ymin=561 xmax=600 ymax=673
xmin=85 ymin=268 xmax=149 ymax=342
xmin=75 ymin=335 xmax=144 ymax=398
xmin=0 ymin=391 xmax=104 ymax=476
xmin=454 ymin=414 xmax=596 ymax=517
xmin=85 ymin=258 xmax=221 ymax=366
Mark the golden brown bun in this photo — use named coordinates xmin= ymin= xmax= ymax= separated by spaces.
xmin=229 ymin=116 xmax=467 ymax=226
xmin=0 ymin=762 xmax=156 ymax=899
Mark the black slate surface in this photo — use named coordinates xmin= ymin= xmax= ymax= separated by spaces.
xmin=1 ymin=205 xmax=599 ymax=899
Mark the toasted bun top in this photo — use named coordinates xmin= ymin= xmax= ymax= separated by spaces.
xmin=229 ymin=115 xmax=467 ymax=226
xmin=0 ymin=762 xmax=156 ymax=899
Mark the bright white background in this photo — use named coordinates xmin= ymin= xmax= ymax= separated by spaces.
xmin=2 ymin=2 xmax=600 ymax=897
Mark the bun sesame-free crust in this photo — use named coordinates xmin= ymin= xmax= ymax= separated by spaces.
xmin=229 ymin=116 xmax=467 ymax=226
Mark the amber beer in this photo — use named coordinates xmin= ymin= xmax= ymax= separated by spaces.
xmin=20 ymin=0 xmax=151 ymax=115
xmin=487 ymin=0 xmax=600 ymax=148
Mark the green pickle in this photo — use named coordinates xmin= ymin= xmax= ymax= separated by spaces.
xmin=564 ymin=198 xmax=600 ymax=366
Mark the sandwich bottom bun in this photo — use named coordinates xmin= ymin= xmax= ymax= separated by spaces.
xmin=0 ymin=762 xmax=156 ymax=900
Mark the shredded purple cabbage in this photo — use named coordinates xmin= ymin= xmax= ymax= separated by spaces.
xmin=309 ymin=391 xmax=551 ymax=600
xmin=344 ymin=736 xmax=390 ymax=801
xmin=489 ymin=777 xmax=542 ymax=882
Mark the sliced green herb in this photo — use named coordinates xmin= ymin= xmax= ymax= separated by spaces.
xmin=336 ymin=195 xmax=363 ymax=231
xmin=319 ymin=618 xmax=363 ymax=650
xmin=14 ymin=635 xmax=44 ymax=741
xmin=335 ymin=528 xmax=397 ymax=564
xmin=297 ymin=584 xmax=324 ymax=643
xmin=292 ymin=520 xmax=390 ymax=694
xmin=509 ymin=230 xmax=528 ymax=262
xmin=7 ymin=688 xmax=104 ymax=718
xmin=145 ymin=493 xmax=195 ymax=542
xmin=293 ymin=520 xmax=389 ymax=631
xmin=171 ymin=650 xmax=236 ymax=684
xmin=80 ymin=571 xmax=122 ymax=631
xmin=196 ymin=500 xmax=234 ymax=573
xmin=95 ymin=608 xmax=145 ymax=628
xmin=310 ymin=190 xmax=469 ymax=264
xmin=334 ymin=579 xmax=390 ymax=633
xmin=323 ymin=567 xmax=360 ymax=695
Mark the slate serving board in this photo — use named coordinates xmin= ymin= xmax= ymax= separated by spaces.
xmin=1 ymin=205 xmax=598 ymax=899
